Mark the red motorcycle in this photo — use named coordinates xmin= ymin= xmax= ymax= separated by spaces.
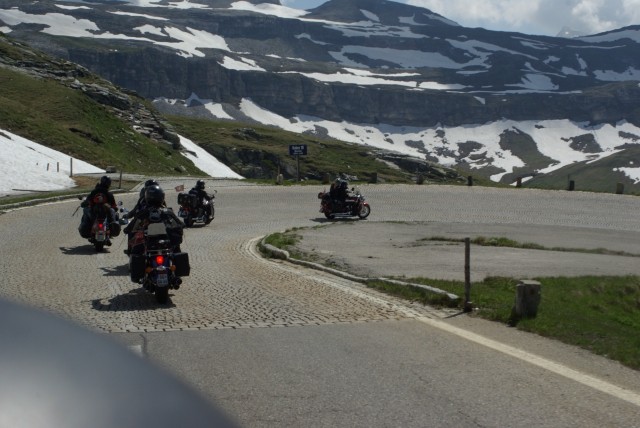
xmin=77 ymin=199 xmax=126 ymax=252
xmin=318 ymin=187 xmax=371 ymax=220
xmin=89 ymin=215 xmax=110 ymax=252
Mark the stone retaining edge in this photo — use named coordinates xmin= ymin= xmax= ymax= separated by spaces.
xmin=258 ymin=237 xmax=460 ymax=303
xmin=0 ymin=189 xmax=128 ymax=212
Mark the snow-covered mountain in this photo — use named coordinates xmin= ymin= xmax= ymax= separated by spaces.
xmin=2 ymin=0 xmax=640 ymax=188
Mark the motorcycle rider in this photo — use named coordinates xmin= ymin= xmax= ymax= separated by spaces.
xmin=330 ymin=177 xmax=351 ymax=211
xmin=78 ymin=175 xmax=118 ymax=239
xmin=125 ymin=179 xmax=159 ymax=220
xmin=126 ymin=184 xmax=184 ymax=255
xmin=188 ymin=179 xmax=214 ymax=219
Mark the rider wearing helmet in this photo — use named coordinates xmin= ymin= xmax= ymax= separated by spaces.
xmin=78 ymin=176 xmax=117 ymax=238
xmin=188 ymin=179 xmax=214 ymax=219
xmin=126 ymin=179 xmax=160 ymax=220
xmin=145 ymin=184 xmax=166 ymax=208
xmin=126 ymin=184 xmax=184 ymax=255
xmin=329 ymin=177 xmax=351 ymax=209
xmin=86 ymin=176 xmax=117 ymax=209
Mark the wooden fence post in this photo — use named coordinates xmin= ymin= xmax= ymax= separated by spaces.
xmin=464 ymin=238 xmax=472 ymax=312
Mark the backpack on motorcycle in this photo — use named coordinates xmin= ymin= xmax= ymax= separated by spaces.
xmin=160 ymin=209 xmax=184 ymax=246
xmin=179 ymin=192 xmax=198 ymax=209
xmin=92 ymin=192 xmax=106 ymax=205
xmin=189 ymin=193 xmax=198 ymax=208
xmin=178 ymin=192 xmax=190 ymax=207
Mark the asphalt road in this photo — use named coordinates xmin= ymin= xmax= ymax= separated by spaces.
xmin=1 ymin=182 xmax=640 ymax=427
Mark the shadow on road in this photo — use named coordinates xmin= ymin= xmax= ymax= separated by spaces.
xmin=60 ymin=245 xmax=105 ymax=255
xmin=100 ymin=264 xmax=129 ymax=277
xmin=91 ymin=288 xmax=176 ymax=312
xmin=310 ymin=217 xmax=361 ymax=223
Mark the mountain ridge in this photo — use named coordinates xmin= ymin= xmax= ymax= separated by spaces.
xmin=2 ymin=0 xmax=640 ymax=191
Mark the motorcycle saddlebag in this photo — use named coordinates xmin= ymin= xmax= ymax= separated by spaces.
xmin=173 ymin=252 xmax=190 ymax=277
xmin=166 ymin=225 xmax=183 ymax=246
xmin=78 ymin=224 xmax=91 ymax=239
xmin=110 ymin=222 xmax=121 ymax=237
xmin=130 ymin=254 xmax=146 ymax=283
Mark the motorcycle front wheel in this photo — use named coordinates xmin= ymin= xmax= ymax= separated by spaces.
xmin=357 ymin=204 xmax=371 ymax=219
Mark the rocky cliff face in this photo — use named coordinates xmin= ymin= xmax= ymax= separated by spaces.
xmin=6 ymin=0 xmax=640 ymax=127
xmin=59 ymin=46 xmax=640 ymax=129
xmin=0 ymin=34 xmax=181 ymax=149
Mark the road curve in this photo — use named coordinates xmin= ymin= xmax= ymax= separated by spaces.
xmin=2 ymin=182 xmax=640 ymax=333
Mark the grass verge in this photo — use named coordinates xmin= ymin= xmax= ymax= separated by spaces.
xmin=402 ymin=275 xmax=640 ymax=370
xmin=0 ymin=176 xmax=140 ymax=208
xmin=422 ymin=236 xmax=640 ymax=258
xmin=263 ymin=230 xmax=640 ymax=370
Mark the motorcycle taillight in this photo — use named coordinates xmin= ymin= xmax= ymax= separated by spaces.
xmin=98 ymin=223 xmax=104 ymax=229
xmin=155 ymin=255 xmax=165 ymax=265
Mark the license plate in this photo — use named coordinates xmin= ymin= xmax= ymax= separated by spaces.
xmin=156 ymin=273 xmax=169 ymax=287
xmin=96 ymin=232 xmax=106 ymax=241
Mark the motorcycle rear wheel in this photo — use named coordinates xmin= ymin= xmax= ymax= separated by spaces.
xmin=155 ymin=287 xmax=169 ymax=304
xmin=184 ymin=215 xmax=194 ymax=227
xmin=94 ymin=242 xmax=105 ymax=252
xmin=324 ymin=212 xmax=335 ymax=219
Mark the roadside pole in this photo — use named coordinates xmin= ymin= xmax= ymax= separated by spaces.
xmin=289 ymin=144 xmax=308 ymax=182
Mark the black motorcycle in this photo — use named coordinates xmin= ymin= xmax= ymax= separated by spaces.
xmin=177 ymin=191 xmax=215 ymax=227
xmin=129 ymin=222 xmax=190 ymax=304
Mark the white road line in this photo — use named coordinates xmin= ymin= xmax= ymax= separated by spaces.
xmin=252 ymin=236 xmax=640 ymax=407
xmin=417 ymin=316 xmax=640 ymax=408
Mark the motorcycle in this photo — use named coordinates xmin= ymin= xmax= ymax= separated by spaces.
xmin=77 ymin=199 xmax=128 ymax=252
xmin=129 ymin=222 xmax=190 ymax=304
xmin=177 ymin=191 xmax=215 ymax=227
xmin=318 ymin=187 xmax=371 ymax=220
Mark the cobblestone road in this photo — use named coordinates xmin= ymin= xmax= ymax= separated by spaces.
xmin=2 ymin=182 xmax=640 ymax=333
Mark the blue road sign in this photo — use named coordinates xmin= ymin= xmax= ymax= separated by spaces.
xmin=289 ymin=144 xmax=307 ymax=156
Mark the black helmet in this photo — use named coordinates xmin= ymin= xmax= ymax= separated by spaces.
xmin=139 ymin=179 xmax=158 ymax=199
xmin=196 ymin=180 xmax=205 ymax=190
xmin=99 ymin=176 xmax=111 ymax=189
xmin=144 ymin=185 xmax=165 ymax=208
